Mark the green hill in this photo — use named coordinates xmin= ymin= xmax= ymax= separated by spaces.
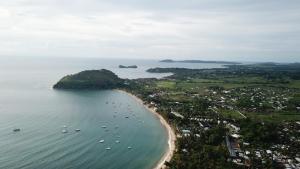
xmin=53 ymin=69 xmax=124 ymax=89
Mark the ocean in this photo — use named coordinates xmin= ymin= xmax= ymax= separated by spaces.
xmin=0 ymin=57 xmax=224 ymax=169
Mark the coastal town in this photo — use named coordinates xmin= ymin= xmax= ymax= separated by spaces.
xmin=52 ymin=62 xmax=300 ymax=169
xmin=125 ymin=63 xmax=300 ymax=169
xmin=2 ymin=0 xmax=300 ymax=168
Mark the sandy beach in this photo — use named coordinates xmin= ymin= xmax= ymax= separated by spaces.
xmin=116 ymin=90 xmax=176 ymax=169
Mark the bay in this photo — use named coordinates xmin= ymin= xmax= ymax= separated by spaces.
xmin=0 ymin=57 xmax=224 ymax=169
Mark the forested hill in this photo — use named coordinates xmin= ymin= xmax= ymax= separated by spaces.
xmin=53 ymin=69 xmax=124 ymax=89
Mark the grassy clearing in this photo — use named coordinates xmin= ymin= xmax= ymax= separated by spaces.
xmin=223 ymin=76 xmax=268 ymax=84
xmin=286 ymin=80 xmax=300 ymax=89
xmin=156 ymin=81 xmax=176 ymax=89
xmin=245 ymin=111 xmax=300 ymax=122
xmin=177 ymin=81 xmax=252 ymax=90
xmin=191 ymin=79 xmax=223 ymax=83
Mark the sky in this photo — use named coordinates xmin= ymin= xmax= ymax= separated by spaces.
xmin=0 ymin=0 xmax=300 ymax=62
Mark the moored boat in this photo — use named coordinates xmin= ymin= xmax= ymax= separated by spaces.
xmin=13 ymin=128 xmax=21 ymax=132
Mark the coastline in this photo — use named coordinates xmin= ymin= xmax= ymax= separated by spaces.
xmin=116 ymin=90 xmax=176 ymax=169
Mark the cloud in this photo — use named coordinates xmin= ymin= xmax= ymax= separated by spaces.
xmin=0 ymin=0 xmax=299 ymax=62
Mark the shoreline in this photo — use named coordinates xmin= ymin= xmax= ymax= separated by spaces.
xmin=116 ymin=90 xmax=176 ymax=169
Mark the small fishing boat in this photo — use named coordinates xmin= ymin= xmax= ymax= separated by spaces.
xmin=99 ymin=140 xmax=105 ymax=143
xmin=127 ymin=146 xmax=132 ymax=149
xmin=106 ymin=147 xmax=111 ymax=150
xmin=101 ymin=126 xmax=107 ymax=128
xmin=13 ymin=128 xmax=21 ymax=132
xmin=115 ymin=140 xmax=120 ymax=143
xmin=62 ymin=129 xmax=68 ymax=133
xmin=75 ymin=129 xmax=80 ymax=132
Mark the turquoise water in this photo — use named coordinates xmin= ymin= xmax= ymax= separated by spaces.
xmin=0 ymin=89 xmax=167 ymax=169
xmin=0 ymin=57 xmax=224 ymax=169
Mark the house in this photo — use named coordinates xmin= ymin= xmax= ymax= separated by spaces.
xmin=170 ymin=111 xmax=184 ymax=119
xmin=226 ymin=135 xmax=241 ymax=157
xmin=182 ymin=130 xmax=191 ymax=137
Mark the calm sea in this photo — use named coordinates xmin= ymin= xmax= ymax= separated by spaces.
xmin=0 ymin=57 xmax=224 ymax=169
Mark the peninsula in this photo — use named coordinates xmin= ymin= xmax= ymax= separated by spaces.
xmin=160 ymin=59 xmax=240 ymax=64
xmin=53 ymin=69 xmax=124 ymax=89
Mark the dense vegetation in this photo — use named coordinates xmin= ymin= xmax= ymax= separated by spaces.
xmin=148 ymin=63 xmax=300 ymax=81
xmin=53 ymin=69 xmax=124 ymax=89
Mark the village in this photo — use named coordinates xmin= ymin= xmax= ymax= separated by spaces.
xmin=126 ymin=64 xmax=300 ymax=169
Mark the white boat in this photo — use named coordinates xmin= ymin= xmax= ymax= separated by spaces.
xmin=75 ymin=129 xmax=80 ymax=132
xmin=99 ymin=140 xmax=105 ymax=143
xmin=106 ymin=147 xmax=111 ymax=150
xmin=62 ymin=129 xmax=68 ymax=133
xmin=127 ymin=146 xmax=132 ymax=149
xmin=101 ymin=126 xmax=107 ymax=128
xmin=115 ymin=140 xmax=120 ymax=143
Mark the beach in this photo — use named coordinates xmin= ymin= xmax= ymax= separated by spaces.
xmin=117 ymin=90 xmax=176 ymax=169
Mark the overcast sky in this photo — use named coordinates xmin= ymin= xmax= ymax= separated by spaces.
xmin=0 ymin=0 xmax=300 ymax=62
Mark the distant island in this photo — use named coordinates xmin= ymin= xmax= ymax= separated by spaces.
xmin=119 ymin=65 xmax=138 ymax=68
xmin=160 ymin=59 xmax=241 ymax=64
xmin=53 ymin=69 xmax=124 ymax=89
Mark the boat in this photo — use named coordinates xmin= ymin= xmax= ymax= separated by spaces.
xmin=62 ymin=129 xmax=68 ymax=133
xmin=75 ymin=129 xmax=80 ymax=132
xmin=101 ymin=125 xmax=107 ymax=128
xmin=63 ymin=125 xmax=67 ymax=128
xmin=99 ymin=140 xmax=105 ymax=143
xmin=115 ymin=140 xmax=120 ymax=143
xmin=106 ymin=147 xmax=111 ymax=150
xmin=13 ymin=128 xmax=21 ymax=132
xmin=128 ymin=146 xmax=132 ymax=149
